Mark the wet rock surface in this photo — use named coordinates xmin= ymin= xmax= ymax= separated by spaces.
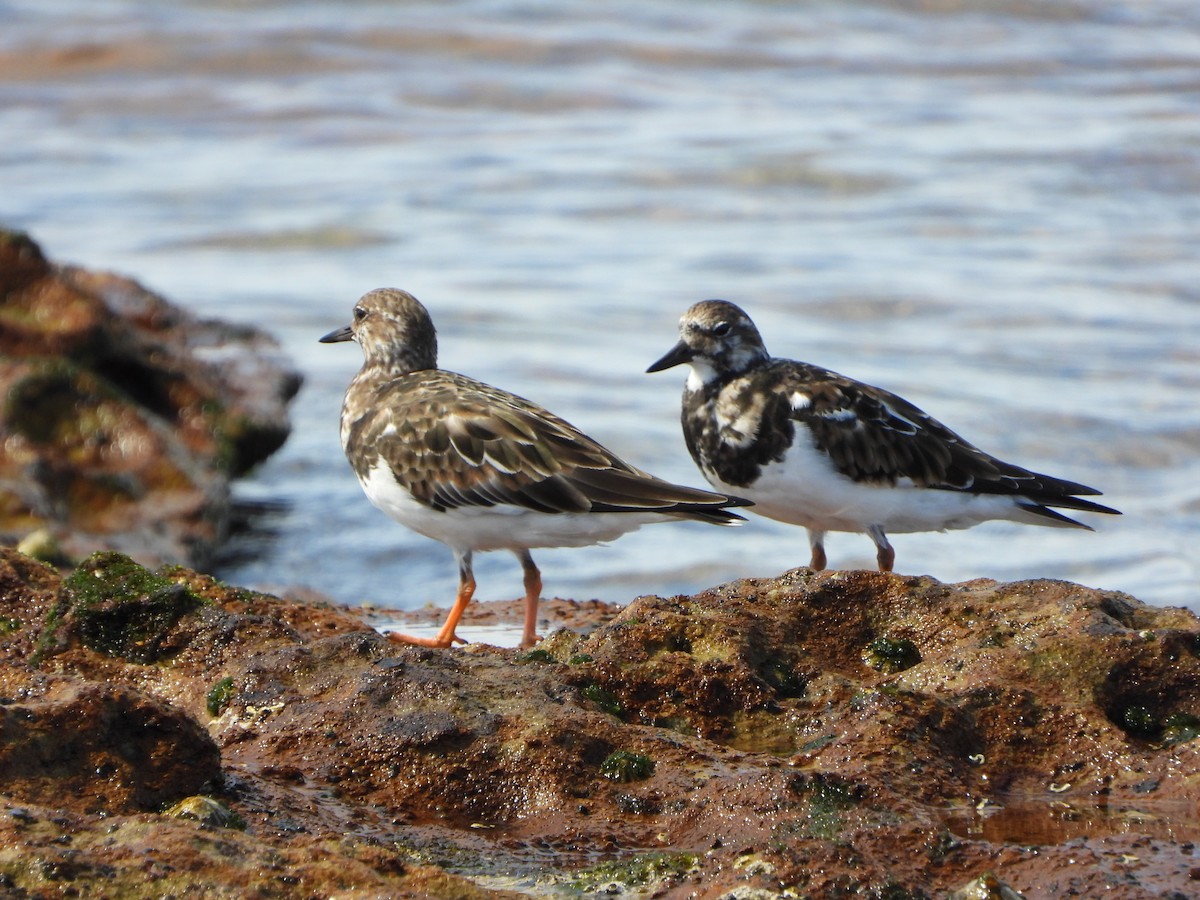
xmin=1 ymin=546 xmax=1198 ymax=897
xmin=0 ymin=229 xmax=300 ymax=569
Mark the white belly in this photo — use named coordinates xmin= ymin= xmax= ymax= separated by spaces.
xmin=360 ymin=463 xmax=666 ymax=553
xmin=706 ymin=434 xmax=1038 ymax=535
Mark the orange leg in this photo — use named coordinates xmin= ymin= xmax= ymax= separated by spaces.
xmin=516 ymin=549 xmax=543 ymax=649
xmin=808 ymin=530 xmax=828 ymax=571
xmin=868 ymin=525 xmax=895 ymax=573
xmin=386 ymin=551 xmax=474 ymax=649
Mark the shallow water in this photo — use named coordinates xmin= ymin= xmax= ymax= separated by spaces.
xmin=378 ymin=620 xmax=528 ymax=649
xmin=942 ymin=795 xmax=1200 ymax=846
xmin=3 ymin=0 xmax=1198 ymax=612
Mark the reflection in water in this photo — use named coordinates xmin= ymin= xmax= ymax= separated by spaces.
xmin=943 ymin=797 xmax=1200 ymax=846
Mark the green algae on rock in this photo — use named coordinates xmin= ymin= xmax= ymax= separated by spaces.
xmin=580 ymin=681 xmax=623 ymax=717
xmin=599 ymin=749 xmax=655 ymax=783
xmin=863 ymin=635 xmax=923 ymax=673
xmin=1160 ymin=713 xmax=1200 ymax=746
xmin=570 ymin=851 xmax=699 ymax=893
xmin=205 ymin=676 xmax=237 ymax=716
xmin=793 ymin=772 xmax=865 ymax=841
xmin=50 ymin=551 xmax=204 ymax=664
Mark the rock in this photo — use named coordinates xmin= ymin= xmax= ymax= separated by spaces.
xmin=39 ymin=550 xmax=205 ymax=664
xmin=1 ymin=548 xmax=1199 ymax=896
xmin=0 ymin=228 xmax=300 ymax=569
xmin=14 ymin=527 xmax=68 ymax=566
xmin=0 ymin=680 xmax=221 ymax=814
xmin=952 ymin=871 xmax=1026 ymax=899
xmin=163 ymin=795 xmax=245 ymax=829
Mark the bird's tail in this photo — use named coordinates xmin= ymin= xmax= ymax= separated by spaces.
xmin=1016 ymin=494 xmax=1121 ymax=530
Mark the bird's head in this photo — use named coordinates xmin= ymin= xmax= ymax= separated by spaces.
xmin=647 ymin=299 xmax=768 ymax=385
xmin=320 ymin=287 xmax=439 ymax=373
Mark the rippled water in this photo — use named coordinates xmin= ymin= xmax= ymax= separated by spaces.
xmin=3 ymin=0 xmax=1198 ymax=612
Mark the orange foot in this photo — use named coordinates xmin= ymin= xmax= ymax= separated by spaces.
xmin=385 ymin=630 xmax=467 ymax=649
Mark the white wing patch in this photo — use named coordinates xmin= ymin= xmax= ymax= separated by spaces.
xmin=819 ymin=407 xmax=857 ymax=423
xmin=789 ymin=392 xmax=811 ymax=410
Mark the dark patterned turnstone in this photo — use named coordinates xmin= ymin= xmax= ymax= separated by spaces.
xmin=648 ymin=299 xmax=1119 ymax=573
xmin=321 ymin=288 xmax=749 ymax=649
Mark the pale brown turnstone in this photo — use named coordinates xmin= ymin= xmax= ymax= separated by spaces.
xmin=321 ymin=288 xmax=749 ymax=649
xmin=648 ymin=299 xmax=1119 ymax=573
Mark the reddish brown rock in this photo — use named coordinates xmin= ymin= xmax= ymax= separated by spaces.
xmin=0 ymin=679 xmax=221 ymax=814
xmin=0 ymin=229 xmax=300 ymax=568
xmin=0 ymin=547 xmax=1198 ymax=897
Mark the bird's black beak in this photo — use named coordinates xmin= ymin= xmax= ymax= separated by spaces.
xmin=646 ymin=340 xmax=694 ymax=373
xmin=319 ymin=324 xmax=354 ymax=344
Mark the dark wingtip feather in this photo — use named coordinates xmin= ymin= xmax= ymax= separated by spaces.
xmin=587 ymin=496 xmax=751 ymax=523
xmin=1016 ymin=496 xmax=1120 ymax=530
xmin=666 ymin=491 xmax=752 ymax=525
xmin=718 ymin=494 xmax=754 ymax=509
xmin=1015 ymin=503 xmax=1090 ymax=529
xmin=681 ymin=506 xmax=748 ymax=525
xmin=1031 ymin=495 xmax=1122 ymax=517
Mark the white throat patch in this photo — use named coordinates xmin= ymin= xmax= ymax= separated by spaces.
xmin=686 ymin=359 xmax=719 ymax=391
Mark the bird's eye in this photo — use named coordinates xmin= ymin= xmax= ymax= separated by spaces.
xmin=712 ymin=321 xmax=731 ymax=336
xmin=353 ymin=306 xmax=367 ymax=321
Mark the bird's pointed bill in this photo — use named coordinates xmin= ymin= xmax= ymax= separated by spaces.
xmin=647 ymin=339 xmax=694 ymax=373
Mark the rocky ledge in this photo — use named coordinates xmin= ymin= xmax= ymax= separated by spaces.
xmin=0 ymin=229 xmax=300 ymax=569
xmin=1 ymin=547 xmax=1198 ymax=898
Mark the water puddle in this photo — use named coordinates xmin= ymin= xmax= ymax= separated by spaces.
xmin=375 ymin=620 xmax=528 ymax=649
xmin=941 ymin=796 xmax=1200 ymax=845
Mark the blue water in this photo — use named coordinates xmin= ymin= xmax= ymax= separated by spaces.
xmin=3 ymin=0 xmax=1198 ymax=612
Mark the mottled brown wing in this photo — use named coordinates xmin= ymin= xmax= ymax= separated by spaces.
xmin=351 ymin=370 xmax=746 ymax=520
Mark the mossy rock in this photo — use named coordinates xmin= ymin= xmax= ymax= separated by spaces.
xmin=206 ymin=677 xmax=236 ymax=716
xmin=571 ymin=851 xmax=698 ymax=892
xmin=863 ymin=636 xmax=922 ymax=674
xmin=5 ymin=361 xmax=106 ymax=447
xmin=581 ymin=683 xmax=623 ymax=717
xmin=795 ymin=772 xmax=864 ymax=840
xmin=1161 ymin=712 xmax=1200 ymax=746
xmin=51 ymin=551 xmax=204 ymax=663
xmin=599 ymin=750 xmax=655 ymax=783
xmin=164 ymin=796 xmax=246 ymax=830
xmin=757 ymin=655 xmax=807 ymax=699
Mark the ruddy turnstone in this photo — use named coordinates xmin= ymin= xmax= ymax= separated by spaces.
xmin=647 ymin=299 xmax=1120 ymax=573
xmin=321 ymin=288 xmax=749 ymax=649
